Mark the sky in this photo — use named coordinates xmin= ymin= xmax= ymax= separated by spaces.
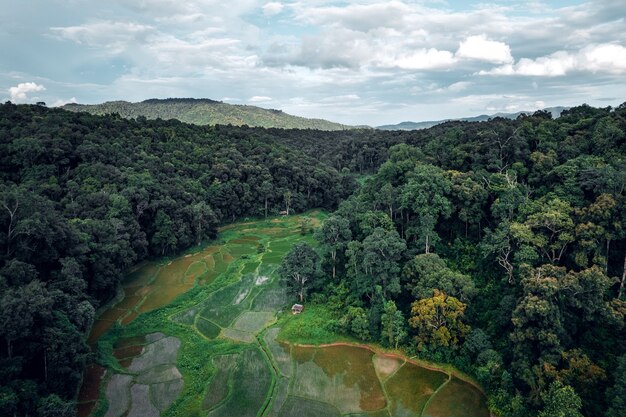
xmin=1 ymin=0 xmax=625 ymax=126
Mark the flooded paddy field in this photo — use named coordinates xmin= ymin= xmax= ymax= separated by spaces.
xmin=79 ymin=211 xmax=488 ymax=417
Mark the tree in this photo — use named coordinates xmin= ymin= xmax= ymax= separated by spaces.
xmin=481 ymin=221 xmax=516 ymax=283
xmin=341 ymin=306 xmax=370 ymax=341
xmin=538 ymin=381 xmax=583 ymax=417
xmin=402 ymin=253 xmax=475 ymax=302
xmin=314 ymin=215 xmax=351 ymax=279
xmin=191 ymin=202 xmax=217 ymax=245
xmin=260 ymin=180 xmax=273 ymax=218
xmin=512 ymin=197 xmax=575 ymax=265
xmin=279 ymin=243 xmax=320 ymax=302
xmin=606 ymin=355 xmax=626 ymax=417
xmin=283 ymin=190 xmax=292 ymax=215
xmin=400 ymin=164 xmax=452 ymax=253
xmin=381 ymin=300 xmax=406 ymax=349
xmin=0 ymin=280 xmax=53 ymax=358
xmin=409 ymin=289 xmax=469 ymax=350
xmin=36 ymin=394 xmax=74 ymax=417
xmin=151 ymin=210 xmax=177 ymax=255
xmin=446 ymin=171 xmax=487 ymax=236
xmin=361 ymin=228 xmax=406 ymax=297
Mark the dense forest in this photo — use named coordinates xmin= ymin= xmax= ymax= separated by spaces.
xmin=281 ymin=104 xmax=626 ymax=417
xmin=1 ymin=101 xmax=626 ymax=416
xmin=0 ymin=103 xmax=354 ymax=415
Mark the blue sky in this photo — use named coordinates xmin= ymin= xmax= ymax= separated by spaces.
xmin=1 ymin=0 xmax=625 ymax=125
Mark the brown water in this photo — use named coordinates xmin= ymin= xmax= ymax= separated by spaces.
xmin=287 ymin=344 xmax=489 ymax=417
xmin=79 ymin=235 xmax=259 ymax=415
xmin=86 ymin=244 xmax=233 ymax=343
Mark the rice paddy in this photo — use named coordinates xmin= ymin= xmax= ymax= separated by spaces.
xmin=80 ymin=210 xmax=489 ymax=417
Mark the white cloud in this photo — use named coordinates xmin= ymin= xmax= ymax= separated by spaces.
xmin=262 ymin=2 xmax=284 ymax=17
xmin=384 ymin=48 xmax=456 ymax=70
xmin=481 ymin=43 xmax=626 ymax=76
xmin=50 ymin=97 xmax=78 ymax=107
xmin=582 ymin=43 xmax=626 ymax=73
xmin=445 ymin=81 xmax=472 ymax=92
xmin=8 ymin=82 xmax=46 ymax=102
xmin=249 ymin=95 xmax=272 ymax=102
xmin=51 ymin=21 xmax=155 ymax=54
xmin=456 ymin=35 xmax=513 ymax=64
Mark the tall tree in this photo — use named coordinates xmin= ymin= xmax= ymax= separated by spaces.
xmin=381 ymin=300 xmax=406 ymax=349
xmin=279 ymin=243 xmax=320 ymax=302
xmin=314 ymin=215 xmax=351 ymax=279
xmin=409 ymin=289 xmax=470 ymax=350
xmin=400 ymin=164 xmax=452 ymax=253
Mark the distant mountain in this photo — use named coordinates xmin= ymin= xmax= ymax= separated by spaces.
xmin=63 ymin=98 xmax=355 ymax=131
xmin=377 ymin=107 xmax=568 ymax=131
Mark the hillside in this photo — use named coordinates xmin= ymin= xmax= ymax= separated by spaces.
xmin=63 ymin=98 xmax=354 ymax=130
xmin=377 ymin=106 xmax=568 ymax=130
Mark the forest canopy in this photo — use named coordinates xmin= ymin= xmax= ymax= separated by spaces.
xmin=1 ymin=101 xmax=626 ymax=417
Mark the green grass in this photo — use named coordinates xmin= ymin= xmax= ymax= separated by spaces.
xmin=207 ymin=348 xmax=273 ymax=417
xmin=277 ymin=304 xmax=351 ymax=345
xmin=195 ymin=317 xmax=221 ymax=339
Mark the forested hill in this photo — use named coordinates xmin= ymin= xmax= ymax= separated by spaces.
xmin=63 ymin=98 xmax=355 ymax=130
xmin=1 ymin=102 xmax=626 ymax=416
xmin=376 ymin=106 xmax=567 ymax=130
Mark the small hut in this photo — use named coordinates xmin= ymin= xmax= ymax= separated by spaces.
xmin=291 ymin=304 xmax=304 ymax=314
xmin=279 ymin=210 xmax=288 ymax=216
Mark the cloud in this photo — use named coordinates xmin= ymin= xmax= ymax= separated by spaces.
xmin=441 ymin=81 xmax=472 ymax=93
xmin=383 ymin=48 xmax=456 ymax=70
xmin=296 ymin=1 xmax=411 ymax=32
xmin=8 ymin=82 xmax=46 ymax=102
xmin=481 ymin=43 xmax=626 ymax=76
xmin=582 ymin=43 xmax=626 ymax=73
xmin=249 ymin=95 xmax=272 ymax=102
xmin=51 ymin=21 xmax=155 ymax=54
xmin=50 ymin=97 xmax=78 ymax=107
xmin=456 ymin=35 xmax=513 ymax=64
xmin=262 ymin=2 xmax=284 ymax=17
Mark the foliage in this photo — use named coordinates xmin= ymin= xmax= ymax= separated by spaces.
xmin=278 ymin=243 xmax=320 ymax=302
xmin=409 ymin=290 xmax=470 ymax=350
xmin=538 ymin=381 xmax=583 ymax=417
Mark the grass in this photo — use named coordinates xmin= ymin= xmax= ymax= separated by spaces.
xmin=277 ymin=303 xmax=352 ymax=345
xmin=207 ymin=348 xmax=272 ymax=417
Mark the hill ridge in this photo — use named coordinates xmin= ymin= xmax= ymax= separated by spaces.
xmin=63 ymin=98 xmax=354 ymax=131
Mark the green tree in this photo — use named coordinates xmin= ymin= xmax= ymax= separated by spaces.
xmin=314 ymin=215 xmax=351 ymax=279
xmin=400 ymin=164 xmax=452 ymax=253
xmin=380 ymin=300 xmax=406 ymax=349
xmin=402 ymin=253 xmax=475 ymax=302
xmin=341 ymin=306 xmax=370 ymax=341
xmin=361 ymin=228 xmax=406 ymax=297
xmin=279 ymin=243 xmax=320 ymax=302
xmin=151 ymin=210 xmax=177 ymax=255
xmin=538 ymin=381 xmax=583 ymax=417
xmin=606 ymin=355 xmax=626 ymax=417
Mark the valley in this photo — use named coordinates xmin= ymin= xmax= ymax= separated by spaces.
xmin=79 ymin=212 xmax=488 ymax=417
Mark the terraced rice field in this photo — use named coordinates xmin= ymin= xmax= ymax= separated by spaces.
xmin=79 ymin=211 xmax=489 ymax=417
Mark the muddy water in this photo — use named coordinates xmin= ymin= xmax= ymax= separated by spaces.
xmin=289 ymin=344 xmax=489 ymax=417
xmin=79 ymin=234 xmax=258 ymax=415
xmin=86 ymin=244 xmax=234 ymax=343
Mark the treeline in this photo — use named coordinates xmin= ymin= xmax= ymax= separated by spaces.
xmin=0 ymin=103 xmax=354 ymax=415
xmin=280 ymin=104 xmax=626 ymax=417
